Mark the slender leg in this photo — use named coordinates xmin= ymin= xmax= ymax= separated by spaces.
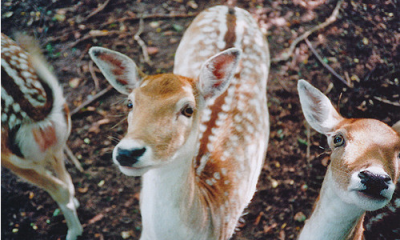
xmin=52 ymin=150 xmax=78 ymax=204
xmin=5 ymin=160 xmax=83 ymax=240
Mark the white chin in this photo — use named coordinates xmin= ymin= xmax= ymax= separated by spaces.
xmin=352 ymin=191 xmax=390 ymax=211
xmin=118 ymin=165 xmax=150 ymax=176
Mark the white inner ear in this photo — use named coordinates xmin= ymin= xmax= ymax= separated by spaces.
xmin=198 ymin=48 xmax=241 ymax=99
xmin=89 ymin=47 xmax=140 ymax=95
xmin=298 ymin=80 xmax=343 ymax=134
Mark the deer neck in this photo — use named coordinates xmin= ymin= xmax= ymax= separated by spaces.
xmin=139 ymin=104 xmax=212 ymax=240
xmin=299 ymin=168 xmax=365 ymax=240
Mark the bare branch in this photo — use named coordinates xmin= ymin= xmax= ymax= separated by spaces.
xmin=134 ymin=18 xmax=152 ymax=66
xmin=373 ymin=96 xmax=400 ymax=107
xmin=64 ymin=146 xmax=83 ymax=172
xmin=83 ymin=0 xmax=111 ymax=22
xmin=100 ymin=12 xmax=196 ymax=28
xmin=272 ymin=0 xmax=344 ymax=63
xmin=89 ymin=61 xmax=100 ymax=91
xmin=305 ymin=38 xmax=350 ymax=87
xmin=70 ymin=85 xmax=114 ymax=116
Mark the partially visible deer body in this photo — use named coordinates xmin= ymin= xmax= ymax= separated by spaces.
xmin=297 ymin=80 xmax=400 ymax=240
xmin=89 ymin=5 xmax=270 ymax=240
xmin=1 ymin=34 xmax=82 ymax=240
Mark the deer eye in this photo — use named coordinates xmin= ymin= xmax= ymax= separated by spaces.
xmin=181 ymin=104 xmax=194 ymax=118
xmin=333 ymin=135 xmax=345 ymax=147
xmin=127 ymin=100 xmax=133 ymax=109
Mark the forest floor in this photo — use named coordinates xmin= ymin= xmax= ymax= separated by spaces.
xmin=2 ymin=0 xmax=400 ymax=239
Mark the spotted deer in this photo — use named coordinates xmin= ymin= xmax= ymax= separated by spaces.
xmin=1 ymin=33 xmax=82 ymax=240
xmin=89 ymin=5 xmax=269 ymax=240
xmin=297 ymin=80 xmax=400 ymax=240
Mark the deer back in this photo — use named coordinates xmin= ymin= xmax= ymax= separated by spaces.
xmin=174 ymin=5 xmax=270 ymax=236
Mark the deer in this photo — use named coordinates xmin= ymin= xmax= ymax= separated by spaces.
xmin=297 ymin=79 xmax=400 ymax=240
xmin=89 ymin=5 xmax=270 ymax=240
xmin=1 ymin=33 xmax=82 ymax=240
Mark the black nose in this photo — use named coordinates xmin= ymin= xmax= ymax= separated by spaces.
xmin=116 ymin=147 xmax=146 ymax=167
xmin=359 ymin=170 xmax=391 ymax=198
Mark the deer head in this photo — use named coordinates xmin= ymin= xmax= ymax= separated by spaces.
xmin=298 ymin=80 xmax=400 ymax=211
xmin=89 ymin=47 xmax=241 ymax=176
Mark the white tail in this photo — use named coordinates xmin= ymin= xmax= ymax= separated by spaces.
xmin=89 ymin=5 xmax=270 ymax=240
xmin=297 ymin=80 xmax=400 ymax=240
xmin=1 ymin=33 xmax=82 ymax=240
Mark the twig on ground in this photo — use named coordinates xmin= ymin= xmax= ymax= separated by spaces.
xmin=89 ymin=61 xmax=100 ymax=90
xmin=134 ymin=18 xmax=152 ymax=66
xmin=305 ymin=38 xmax=350 ymax=87
xmin=272 ymin=0 xmax=344 ymax=63
xmin=64 ymin=146 xmax=84 ymax=172
xmin=66 ymin=30 xmax=122 ymax=49
xmin=100 ymin=12 xmax=196 ymax=28
xmin=83 ymin=0 xmax=110 ymax=22
xmin=344 ymin=71 xmax=352 ymax=86
xmin=306 ymin=123 xmax=311 ymax=163
xmin=70 ymin=85 xmax=114 ymax=116
xmin=373 ymin=96 xmax=400 ymax=107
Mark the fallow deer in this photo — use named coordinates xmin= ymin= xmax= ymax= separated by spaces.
xmin=297 ymin=80 xmax=400 ymax=240
xmin=89 ymin=5 xmax=270 ymax=240
xmin=1 ymin=33 xmax=82 ymax=240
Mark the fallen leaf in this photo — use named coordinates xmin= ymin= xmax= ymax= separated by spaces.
xmin=149 ymin=21 xmax=160 ymax=28
xmin=88 ymin=118 xmax=111 ymax=133
xmin=254 ymin=212 xmax=263 ymax=225
xmin=89 ymin=30 xmax=109 ymax=37
xmin=88 ymin=213 xmax=104 ymax=224
xmin=294 ymin=212 xmax=307 ymax=222
xmin=270 ymin=179 xmax=279 ymax=188
xmin=69 ymin=78 xmax=81 ymax=88
xmin=121 ymin=230 xmax=133 ymax=239
xmin=147 ymin=47 xmax=159 ymax=55
xmin=53 ymin=208 xmax=61 ymax=217
xmin=263 ymin=223 xmax=277 ymax=233
xmin=98 ymin=180 xmax=105 ymax=187
xmin=172 ymin=24 xmax=184 ymax=32
xmin=78 ymin=187 xmax=88 ymax=193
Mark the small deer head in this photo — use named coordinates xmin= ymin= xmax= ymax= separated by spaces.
xmin=89 ymin=47 xmax=241 ymax=176
xmin=298 ymin=80 xmax=400 ymax=211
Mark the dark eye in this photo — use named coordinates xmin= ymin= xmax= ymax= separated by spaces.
xmin=181 ymin=105 xmax=194 ymax=118
xmin=333 ymin=135 xmax=345 ymax=147
xmin=127 ymin=100 xmax=133 ymax=109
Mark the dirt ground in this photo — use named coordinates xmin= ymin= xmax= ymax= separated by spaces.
xmin=2 ymin=0 xmax=400 ymax=239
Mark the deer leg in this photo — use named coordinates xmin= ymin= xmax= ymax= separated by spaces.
xmin=6 ymin=162 xmax=83 ymax=240
xmin=51 ymin=150 xmax=80 ymax=207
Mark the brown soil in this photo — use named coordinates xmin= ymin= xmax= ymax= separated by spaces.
xmin=2 ymin=0 xmax=399 ymax=239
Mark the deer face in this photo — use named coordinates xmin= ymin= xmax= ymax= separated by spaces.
xmin=89 ymin=47 xmax=241 ymax=176
xmin=327 ymin=119 xmax=400 ymax=210
xmin=298 ymin=80 xmax=400 ymax=211
xmin=114 ymin=74 xmax=198 ymax=175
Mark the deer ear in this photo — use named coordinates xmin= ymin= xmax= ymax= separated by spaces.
xmin=89 ymin=47 xmax=140 ymax=95
xmin=198 ymin=48 xmax=241 ymax=99
xmin=297 ymin=80 xmax=344 ymax=134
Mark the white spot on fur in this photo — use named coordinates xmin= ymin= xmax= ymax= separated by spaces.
xmin=221 ymin=168 xmax=227 ymax=176
xmin=12 ymin=103 xmax=21 ymax=112
xmin=206 ymin=179 xmax=213 ymax=186
xmin=19 ymin=63 xmax=28 ymax=70
xmin=196 ymin=154 xmax=209 ymax=176
xmin=207 ymin=142 xmax=214 ymax=152
xmin=2 ymin=113 xmax=8 ymax=122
